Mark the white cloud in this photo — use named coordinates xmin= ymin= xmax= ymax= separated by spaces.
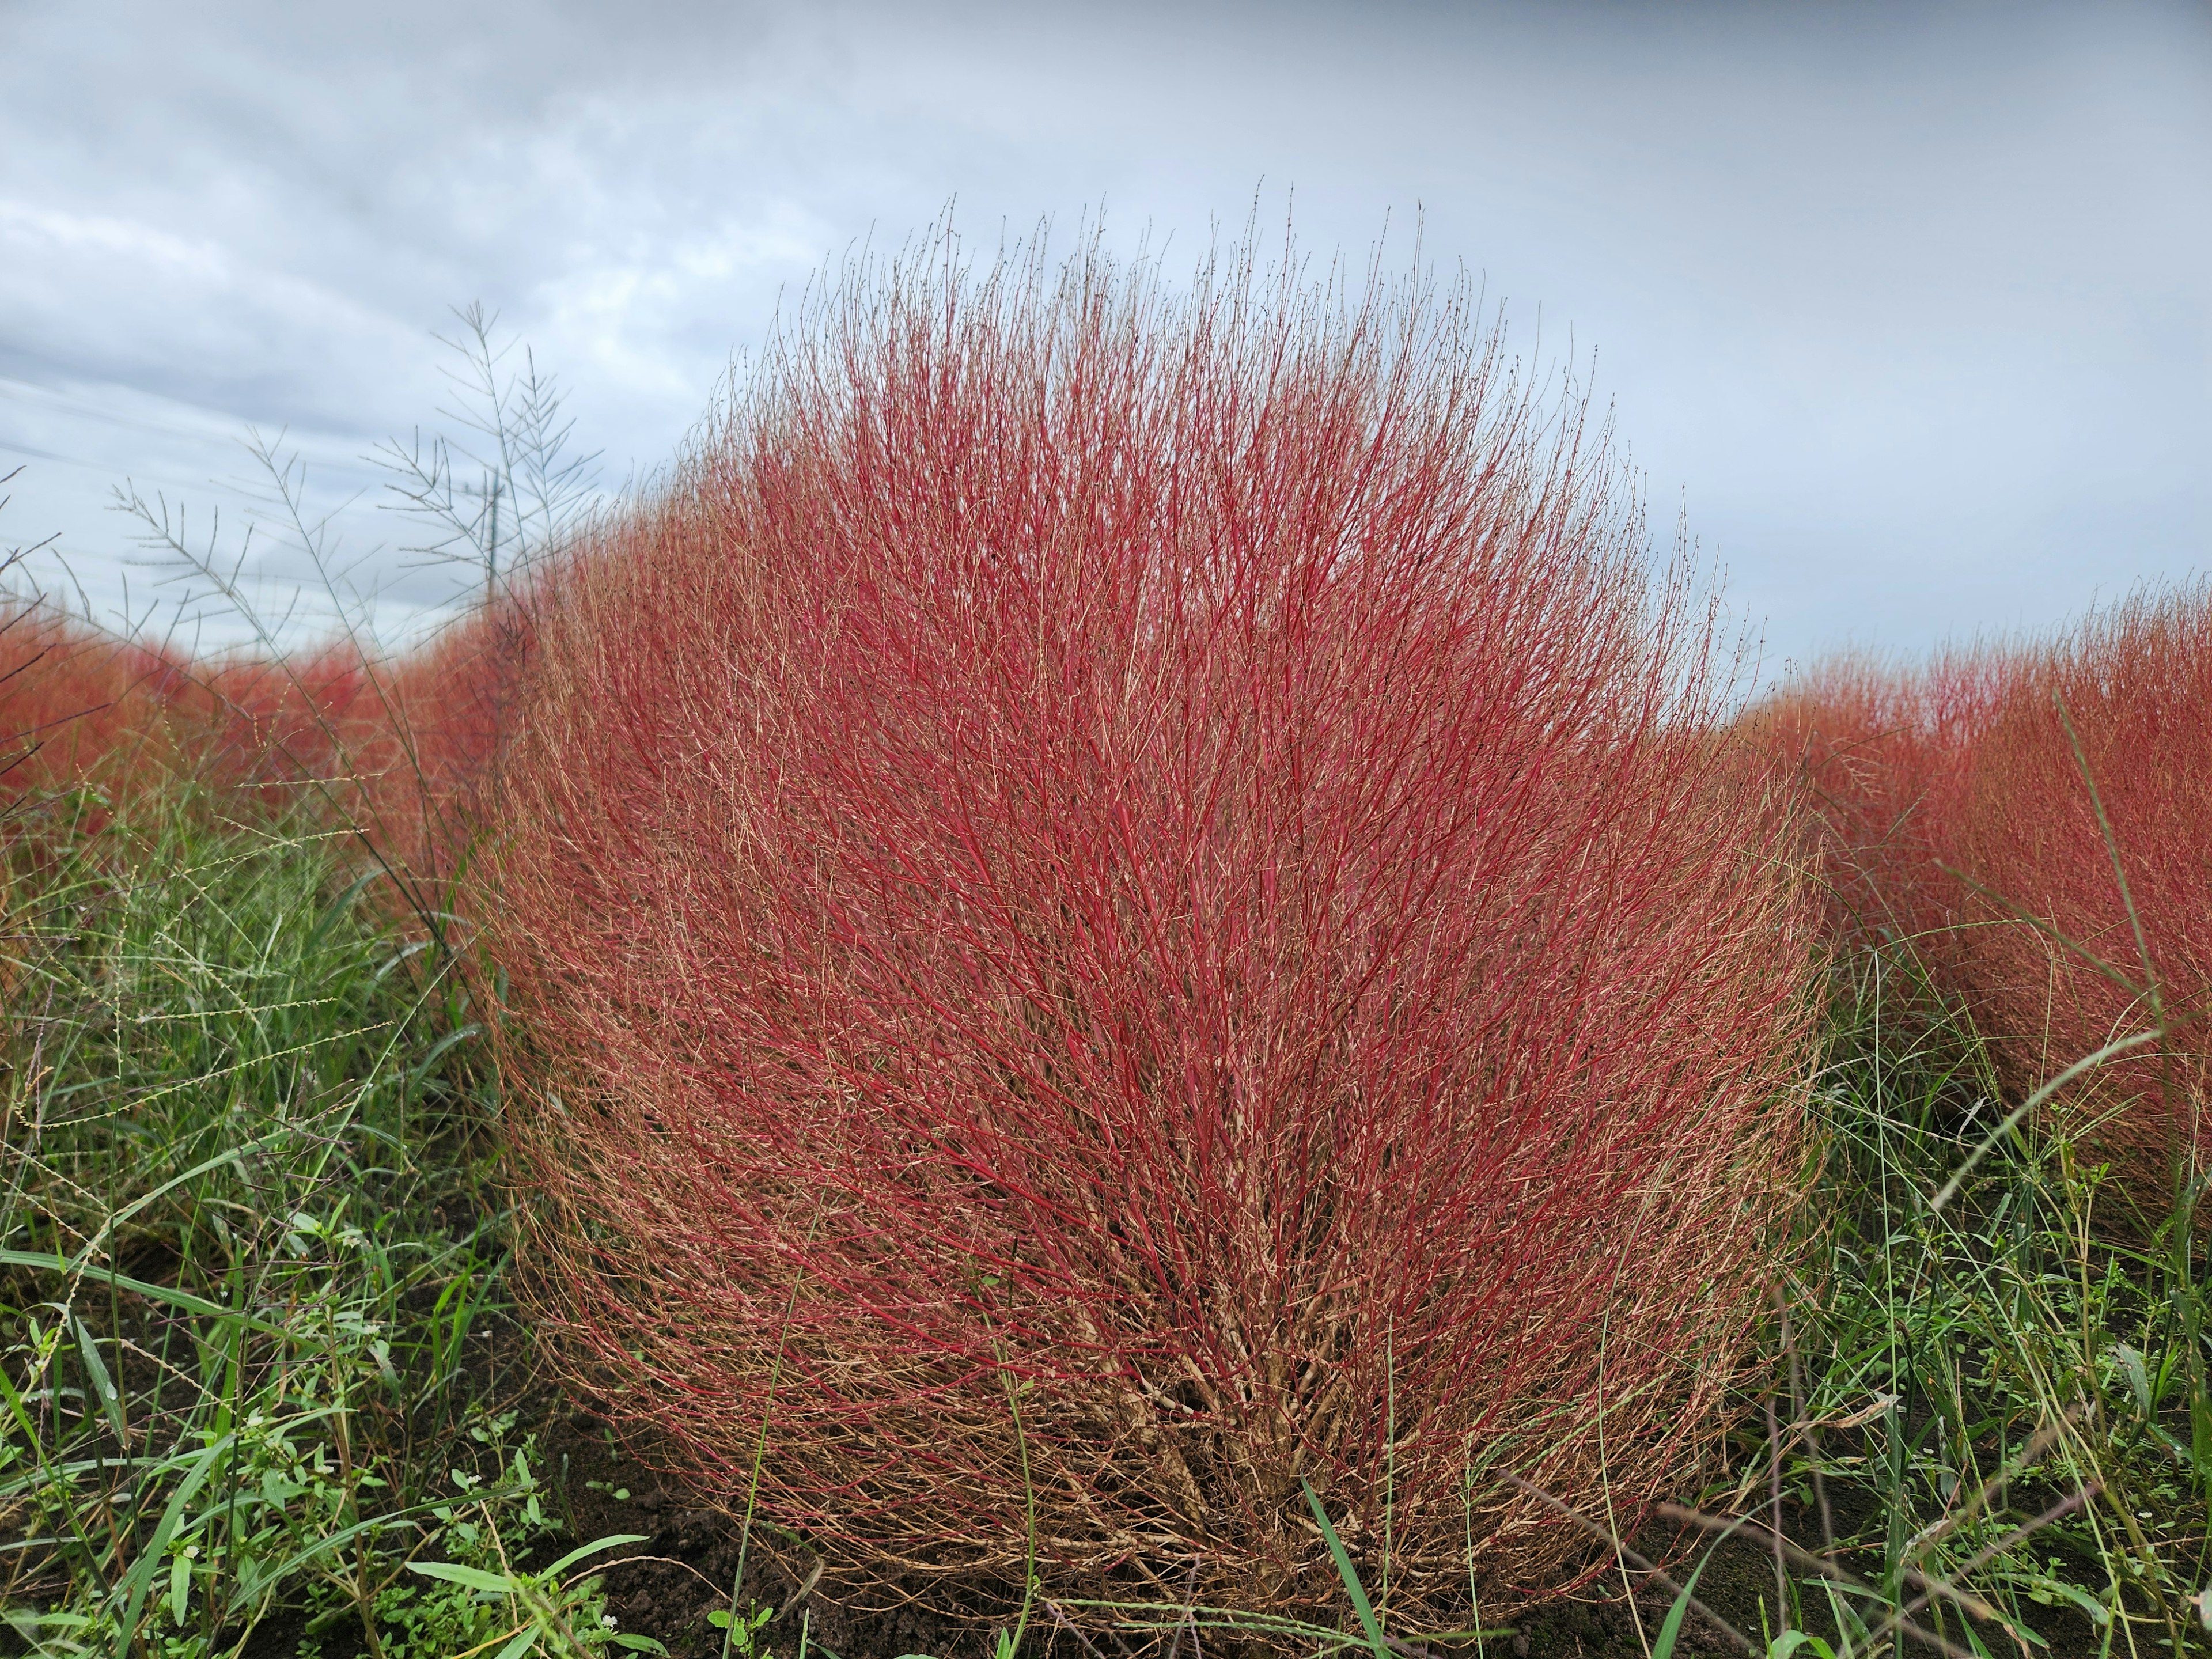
xmin=1 ymin=0 xmax=2206 ymax=665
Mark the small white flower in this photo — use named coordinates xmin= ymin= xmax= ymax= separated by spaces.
xmin=601 ymin=1615 xmax=619 ymax=1630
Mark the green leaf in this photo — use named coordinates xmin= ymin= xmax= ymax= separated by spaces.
xmin=2 ymin=1611 xmax=92 ymax=1634
xmin=305 ymin=868 xmax=387 ymax=955
xmin=2111 ymin=1343 xmax=2154 ymax=1420
xmin=543 ymin=1531 xmax=650 ymax=1579
xmin=1299 ymin=1477 xmax=1388 ymax=1659
xmin=408 ymin=1021 xmax=484 ymax=1090
xmin=1650 ymin=1514 xmax=1758 ymax=1659
xmin=2024 ymin=1575 xmax=2110 ymax=1627
xmin=109 ymin=1433 xmax=228 ymax=1650
xmin=611 ymin=1637 xmax=670 ymax=1654
xmin=68 ymin=1314 xmax=128 ymax=1448
xmin=64 ymin=1126 xmax=321 ymax=1271
xmin=225 ymin=1489 xmax=460 ymax=1613
xmin=0 ymin=1250 xmax=291 ymax=1338
xmin=2192 ymin=1390 xmax=2212 ymax=1488
xmin=408 ymin=1559 xmax=521 ymax=1595
xmin=1821 ymin=1582 xmax=1875 ymax=1651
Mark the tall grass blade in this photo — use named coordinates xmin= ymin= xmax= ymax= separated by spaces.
xmin=1302 ymin=1477 xmax=1389 ymax=1659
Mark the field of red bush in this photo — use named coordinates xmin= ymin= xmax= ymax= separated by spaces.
xmin=191 ymin=611 xmax=527 ymax=884
xmin=488 ymin=240 xmax=1819 ymax=1624
xmin=1756 ymin=585 xmax=2212 ymax=1219
xmin=13 ymin=231 xmax=2206 ymax=1644
xmin=1744 ymin=648 xmax=2018 ymax=959
xmin=1 ymin=601 xmax=192 ymax=801
xmin=1 ymin=587 xmax=520 ymax=893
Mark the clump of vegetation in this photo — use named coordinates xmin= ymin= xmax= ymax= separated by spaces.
xmin=0 ymin=767 xmax=648 ymax=1658
xmin=1744 ymin=592 xmax=2212 ymax=1654
xmin=2 ymin=586 xmax=192 ymax=804
xmin=490 ymin=229 xmax=1821 ymax=1631
xmin=1756 ymin=585 xmax=2212 ymax=1225
xmin=1948 ymin=587 xmax=2212 ymax=1220
xmin=1763 ymin=938 xmax=2212 ymax=1657
xmin=1743 ymin=647 xmax=2013 ymax=955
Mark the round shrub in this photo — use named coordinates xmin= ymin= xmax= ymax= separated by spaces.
xmin=491 ymin=236 xmax=1817 ymax=1628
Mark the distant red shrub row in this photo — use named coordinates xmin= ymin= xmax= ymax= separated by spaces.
xmin=1754 ymin=587 xmax=2212 ymax=1214
xmin=1 ymin=604 xmax=190 ymax=800
xmin=490 ymin=240 xmax=1818 ymax=1624
xmin=0 ymin=592 xmax=517 ymax=885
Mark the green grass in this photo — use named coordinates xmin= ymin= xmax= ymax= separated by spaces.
xmin=3 ymin=765 xmax=2209 ymax=1657
xmin=0 ymin=771 xmax=654 ymax=1659
xmin=1737 ymin=939 xmax=2212 ymax=1657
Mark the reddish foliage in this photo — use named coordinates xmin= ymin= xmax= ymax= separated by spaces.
xmin=193 ymin=611 xmax=526 ymax=882
xmin=365 ymin=608 xmax=529 ymax=879
xmin=1 ymin=588 xmax=520 ymax=896
xmin=2 ymin=604 xmax=195 ymax=1014
xmin=0 ymin=601 xmax=192 ymax=800
xmin=1745 ymin=650 xmax=2014 ymax=960
xmin=491 ymin=240 xmax=1817 ymax=1624
xmin=1758 ymin=588 xmax=2212 ymax=1214
xmin=1946 ymin=588 xmax=2212 ymax=1210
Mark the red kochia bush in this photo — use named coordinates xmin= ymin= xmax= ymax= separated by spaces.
xmin=1949 ymin=588 xmax=2212 ymax=1211
xmin=1745 ymin=650 xmax=2014 ymax=959
xmin=493 ymin=238 xmax=1817 ymax=1623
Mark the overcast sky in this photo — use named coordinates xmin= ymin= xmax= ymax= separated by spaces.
xmin=2 ymin=0 xmax=2207 ymax=673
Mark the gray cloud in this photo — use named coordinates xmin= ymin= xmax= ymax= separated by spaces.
xmin=2 ymin=0 xmax=2206 ymax=667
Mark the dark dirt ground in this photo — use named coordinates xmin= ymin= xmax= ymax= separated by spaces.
xmin=447 ymin=1380 xmax=2116 ymax=1659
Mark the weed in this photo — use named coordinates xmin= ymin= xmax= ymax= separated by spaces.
xmin=0 ymin=768 xmax=633 ymax=1656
